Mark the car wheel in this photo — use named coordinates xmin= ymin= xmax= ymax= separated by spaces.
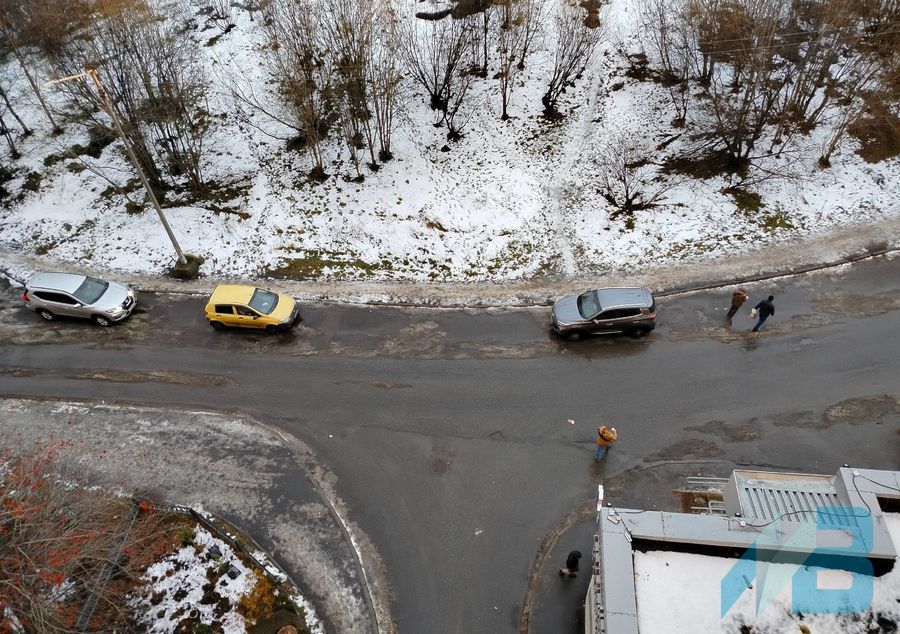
xmin=566 ymin=331 xmax=582 ymax=341
xmin=630 ymin=327 xmax=648 ymax=338
xmin=210 ymin=321 xmax=225 ymax=331
xmin=37 ymin=308 xmax=55 ymax=321
xmin=92 ymin=315 xmax=112 ymax=327
xmin=265 ymin=324 xmax=278 ymax=334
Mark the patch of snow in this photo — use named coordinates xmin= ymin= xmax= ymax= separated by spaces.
xmin=250 ymin=549 xmax=288 ymax=583
xmin=129 ymin=525 xmax=252 ymax=633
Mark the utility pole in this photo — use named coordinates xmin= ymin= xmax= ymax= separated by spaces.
xmin=47 ymin=69 xmax=188 ymax=265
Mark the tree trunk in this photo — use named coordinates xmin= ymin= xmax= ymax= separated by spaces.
xmin=0 ymin=112 xmax=19 ymax=157
xmin=0 ymin=20 xmax=60 ymax=132
xmin=0 ymin=86 xmax=30 ymax=134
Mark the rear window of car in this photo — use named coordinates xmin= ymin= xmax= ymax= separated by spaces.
xmin=248 ymin=289 xmax=278 ymax=315
xmin=603 ymin=308 xmax=642 ymax=319
xmin=72 ymin=277 xmax=109 ymax=304
xmin=34 ymin=291 xmax=78 ymax=305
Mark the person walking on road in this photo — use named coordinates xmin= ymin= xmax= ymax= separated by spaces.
xmin=726 ymin=288 xmax=748 ymax=321
xmin=559 ymin=550 xmax=582 ymax=578
xmin=595 ymin=425 xmax=618 ymax=461
xmin=751 ymin=295 xmax=776 ymax=332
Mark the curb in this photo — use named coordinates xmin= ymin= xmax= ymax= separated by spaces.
xmin=0 ymin=395 xmax=386 ymax=634
xmin=654 ymin=244 xmax=900 ymax=299
xmin=3 ymin=243 xmax=897 ymax=309
xmin=2 ymin=215 xmax=899 ymax=308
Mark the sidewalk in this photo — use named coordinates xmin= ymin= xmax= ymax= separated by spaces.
xmin=0 ymin=398 xmax=380 ymax=634
xmin=2 ymin=214 xmax=900 ymax=307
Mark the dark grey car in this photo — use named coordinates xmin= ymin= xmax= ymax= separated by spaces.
xmin=22 ymin=272 xmax=137 ymax=326
xmin=551 ymin=287 xmax=656 ymax=340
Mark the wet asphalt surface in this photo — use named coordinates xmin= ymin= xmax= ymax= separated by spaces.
xmin=1 ymin=256 xmax=900 ymax=634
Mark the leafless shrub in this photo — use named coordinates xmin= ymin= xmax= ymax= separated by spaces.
xmin=597 ymin=132 xmax=683 ymax=220
xmin=0 ymin=439 xmax=167 ymax=633
xmin=542 ymin=0 xmax=602 ymax=118
xmin=260 ymin=0 xmax=335 ymax=178
xmin=368 ymin=4 xmax=405 ymax=162
xmin=323 ymin=0 xmax=377 ymax=176
xmin=208 ymin=0 xmax=235 ymax=32
xmin=496 ymin=0 xmax=542 ymax=119
xmin=639 ymin=0 xmax=900 ymax=173
xmin=398 ymin=3 xmax=477 ymax=138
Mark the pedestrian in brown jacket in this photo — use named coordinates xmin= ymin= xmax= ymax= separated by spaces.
xmin=726 ymin=288 xmax=748 ymax=321
xmin=595 ymin=426 xmax=618 ymax=461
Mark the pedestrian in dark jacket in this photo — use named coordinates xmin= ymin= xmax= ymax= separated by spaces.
xmin=726 ymin=288 xmax=748 ymax=321
xmin=751 ymin=295 xmax=775 ymax=332
xmin=559 ymin=550 xmax=582 ymax=577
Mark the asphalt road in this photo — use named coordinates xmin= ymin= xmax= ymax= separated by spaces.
xmin=1 ymin=256 xmax=899 ymax=634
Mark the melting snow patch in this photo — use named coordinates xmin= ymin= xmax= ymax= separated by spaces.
xmin=129 ymin=525 xmax=252 ymax=633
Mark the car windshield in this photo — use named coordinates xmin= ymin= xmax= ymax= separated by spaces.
xmin=72 ymin=277 xmax=109 ymax=304
xmin=248 ymin=288 xmax=279 ymax=315
xmin=577 ymin=291 xmax=601 ymax=319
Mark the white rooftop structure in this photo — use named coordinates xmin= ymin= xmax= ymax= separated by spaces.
xmin=586 ymin=468 xmax=900 ymax=633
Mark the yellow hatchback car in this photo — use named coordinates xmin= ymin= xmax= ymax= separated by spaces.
xmin=204 ymin=285 xmax=300 ymax=333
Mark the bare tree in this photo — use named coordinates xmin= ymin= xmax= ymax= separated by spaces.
xmin=686 ymin=0 xmax=787 ymax=166
xmin=597 ymin=132 xmax=682 ymax=220
xmin=47 ymin=0 xmax=210 ymax=194
xmin=0 ymin=4 xmax=61 ymax=132
xmin=0 ymin=84 xmax=30 ymax=136
xmin=635 ymin=0 xmax=899 ymax=176
xmin=399 ymin=4 xmax=477 ymax=137
xmin=0 ymin=111 xmax=19 ymax=157
xmin=366 ymin=0 xmax=405 ymax=162
xmin=323 ymin=0 xmax=376 ymax=174
xmin=819 ymin=62 xmax=888 ymax=164
xmin=515 ymin=0 xmax=544 ymax=70
xmin=496 ymin=1 xmax=528 ymax=119
xmin=638 ymin=0 xmax=691 ymax=125
xmin=542 ymin=0 xmax=601 ymax=117
xmin=202 ymin=0 xmax=236 ymax=33
xmin=261 ymin=0 xmax=336 ymax=178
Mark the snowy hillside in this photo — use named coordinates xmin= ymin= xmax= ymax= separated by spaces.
xmin=1 ymin=0 xmax=898 ymax=282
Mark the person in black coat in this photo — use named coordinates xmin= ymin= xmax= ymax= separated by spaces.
xmin=559 ymin=550 xmax=582 ymax=577
xmin=752 ymin=295 xmax=775 ymax=332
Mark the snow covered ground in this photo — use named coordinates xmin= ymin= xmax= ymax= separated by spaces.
xmin=130 ymin=523 xmax=325 ymax=634
xmin=0 ymin=0 xmax=898 ymax=282
xmin=633 ymin=514 xmax=900 ymax=634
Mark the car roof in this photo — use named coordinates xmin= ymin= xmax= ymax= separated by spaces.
xmin=594 ymin=287 xmax=653 ymax=310
xmin=27 ymin=272 xmax=87 ymax=294
xmin=209 ymin=284 xmax=258 ymax=304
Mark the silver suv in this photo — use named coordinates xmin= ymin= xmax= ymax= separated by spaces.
xmin=551 ymin=287 xmax=656 ymax=340
xmin=22 ymin=272 xmax=137 ymax=326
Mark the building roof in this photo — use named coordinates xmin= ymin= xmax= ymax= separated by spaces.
xmin=586 ymin=468 xmax=900 ymax=634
